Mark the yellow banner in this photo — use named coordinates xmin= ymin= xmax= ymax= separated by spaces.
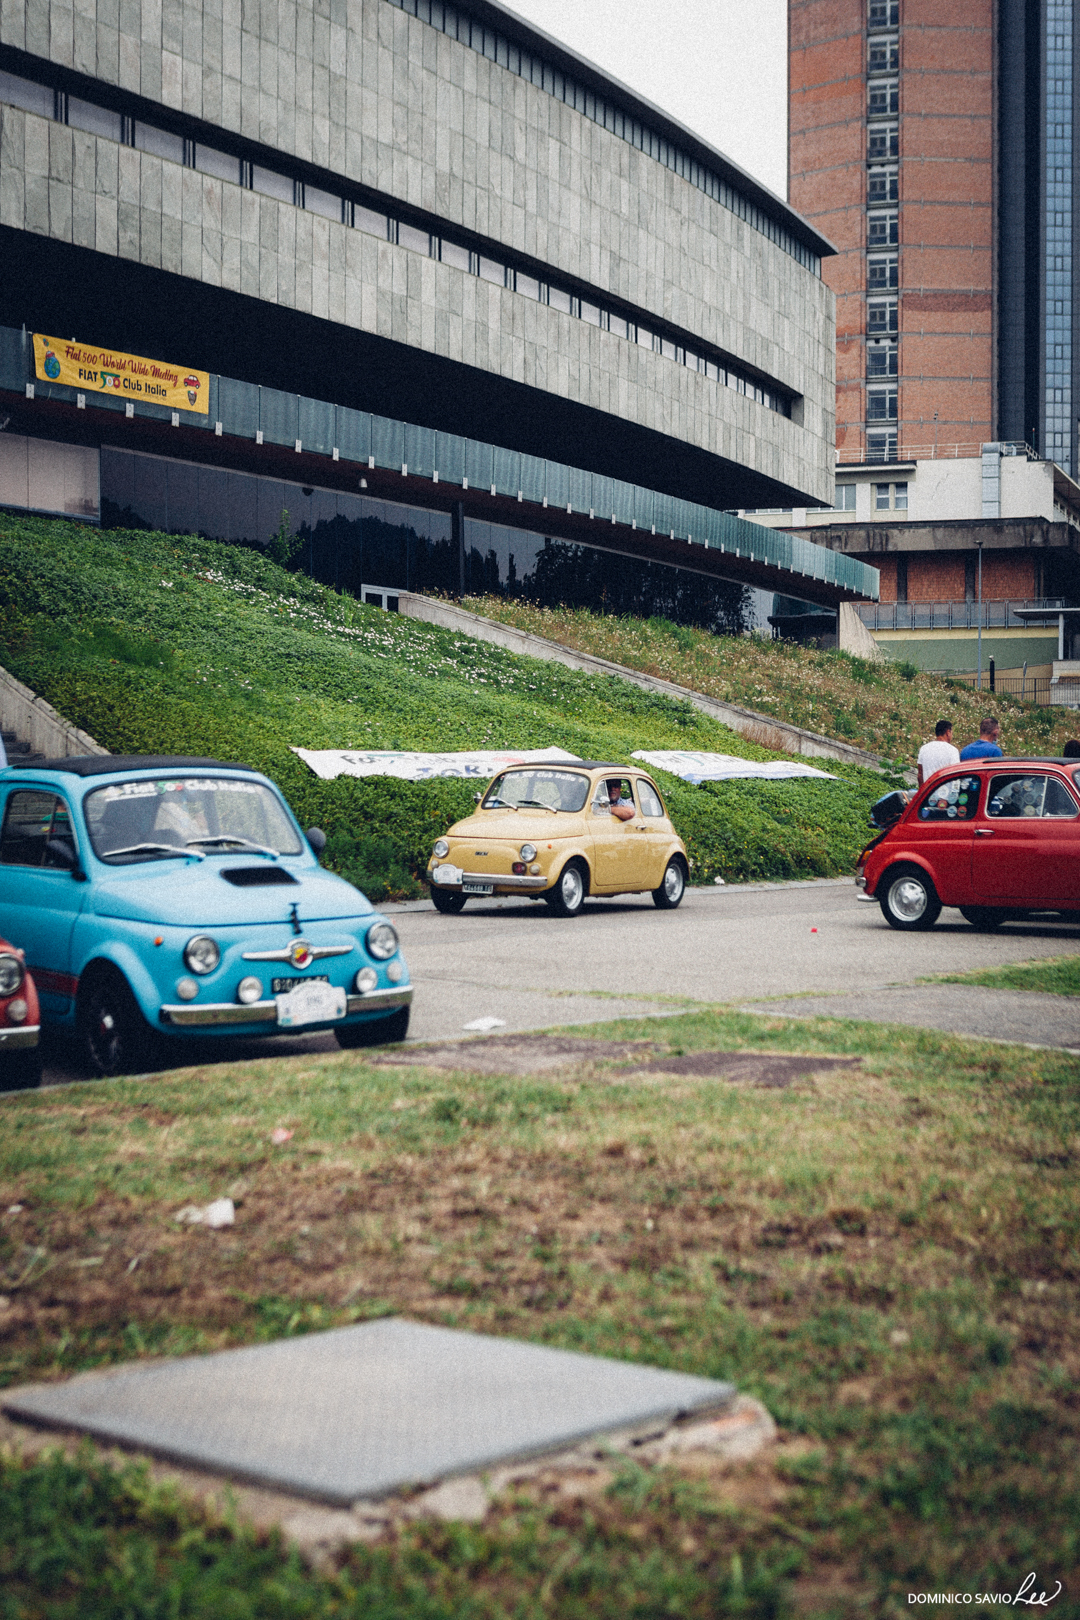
xmin=33 ymin=334 xmax=210 ymax=415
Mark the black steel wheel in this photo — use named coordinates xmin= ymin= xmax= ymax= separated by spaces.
xmin=335 ymin=1005 xmax=410 ymax=1048
xmin=544 ymin=860 xmax=587 ymax=917
xmin=879 ymin=865 xmax=942 ymax=931
xmin=431 ymin=888 xmax=468 ymax=915
xmin=959 ymin=906 xmax=1007 ymax=931
xmin=79 ymin=969 xmax=158 ymax=1077
xmin=652 ymin=857 xmax=687 ymax=910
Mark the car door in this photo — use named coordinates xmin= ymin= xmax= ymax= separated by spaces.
xmin=587 ymin=777 xmax=651 ymax=890
xmin=633 ymin=776 xmax=674 ymax=888
xmin=0 ymin=785 xmax=89 ymax=1016
xmin=905 ymin=772 xmax=982 ymax=903
xmin=971 ymin=771 xmax=1080 ymax=905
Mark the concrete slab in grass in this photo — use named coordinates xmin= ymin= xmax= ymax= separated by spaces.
xmin=3 ymin=1318 xmax=734 ymax=1507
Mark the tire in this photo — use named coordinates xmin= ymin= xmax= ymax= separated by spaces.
xmin=431 ymin=888 xmax=467 ymax=915
xmin=335 ymin=1004 xmax=410 ymax=1048
xmin=544 ymin=859 xmax=588 ymax=918
xmin=879 ymin=864 xmax=942 ymax=931
xmin=78 ymin=969 xmax=159 ymax=1077
xmin=652 ymin=857 xmax=687 ymax=910
xmin=1 ymin=1049 xmax=42 ymax=1092
xmin=959 ymin=906 xmax=1007 ymax=931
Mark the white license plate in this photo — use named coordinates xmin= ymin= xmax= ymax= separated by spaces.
xmin=433 ymin=863 xmax=463 ymax=886
xmin=275 ymin=981 xmax=347 ymax=1028
xmin=462 ymin=882 xmax=493 ymax=895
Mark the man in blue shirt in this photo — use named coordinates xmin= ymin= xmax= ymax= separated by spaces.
xmin=959 ymin=717 xmax=1003 ymax=760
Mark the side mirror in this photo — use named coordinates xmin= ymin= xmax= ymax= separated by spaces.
xmin=306 ymin=826 xmax=327 ymax=856
xmin=474 ymin=792 xmax=483 ymax=804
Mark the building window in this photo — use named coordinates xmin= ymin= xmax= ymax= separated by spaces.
xmin=896 ymin=554 xmax=908 ymax=603
xmin=868 ymin=210 xmax=899 ymax=247
xmin=868 ymin=1 xmax=899 ymax=27
xmin=868 ymin=123 xmax=899 ymax=161
xmin=868 ymin=255 xmax=899 ymax=291
xmin=831 ymin=484 xmax=857 ymax=511
xmin=868 ymin=35 xmax=899 ymax=73
xmin=868 ymin=79 xmax=899 ymax=118
xmin=868 ymin=298 xmax=898 ymax=334
xmin=867 ymin=388 xmax=898 ymax=421
xmin=868 ymin=166 xmax=899 ymax=204
xmin=965 ymin=555 xmax=977 ymax=601
xmin=867 ymin=340 xmax=898 ymax=377
xmin=875 ymin=481 xmax=907 ymax=510
xmin=867 ymin=431 xmax=899 ymax=462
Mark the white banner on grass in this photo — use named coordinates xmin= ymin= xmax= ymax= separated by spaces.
xmin=292 ymin=746 xmax=582 ymax=782
xmin=632 ymin=750 xmax=835 ymax=783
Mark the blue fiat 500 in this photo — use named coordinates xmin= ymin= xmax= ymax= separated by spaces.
xmin=0 ymin=755 xmax=412 ymax=1076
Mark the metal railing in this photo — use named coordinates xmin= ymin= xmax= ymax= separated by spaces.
xmin=944 ymin=671 xmax=1053 ymax=705
xmin=836 ymin=440 xmax=1041 ymax=465
xmin=856 ymin=598 xmax=1065 ymax=632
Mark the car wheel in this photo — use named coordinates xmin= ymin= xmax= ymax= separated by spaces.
xmin=544 ymin=860 xmax=587 ymax=917
xmin=335 ymin=1005 xmax=410 ymax=1048
xmin=431 ymin=888 xmax=467 ymax=915
xmin=1 ymin=1050 xmax=42 ymax=1092
xmin=652 ymin=857 xmax=687 ymax=910
xmin=959 ymin=906 xmax=1007 ymax=931
xmin=79 ymin=969 xmax=159 ymax=1077
xmin=879 ymin=865 xmax=942 ymax=931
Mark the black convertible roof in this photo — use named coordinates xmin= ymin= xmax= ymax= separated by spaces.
xmin=6 ymin=755 xmax=259 ymax=777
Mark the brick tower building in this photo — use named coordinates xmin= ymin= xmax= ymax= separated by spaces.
xmin=790 ymin=0 xmax=995 ymax=470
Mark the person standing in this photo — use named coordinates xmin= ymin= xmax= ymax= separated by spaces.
xmin=917 ymin=720 xmax=960 ymax=786
xmin=959 ymin=717 xmax=1003 ymax=760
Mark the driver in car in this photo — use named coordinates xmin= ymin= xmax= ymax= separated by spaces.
xmin=607 ymin=779 xmax=636 ymax=822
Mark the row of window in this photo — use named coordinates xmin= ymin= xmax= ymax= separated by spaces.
xmin=0 ymin=66 xmax=791 ymax=420
xmin=383 ymin=0 xmax=820 ymax=275
xmin=866 ymin=1 xmax=899 ymax=438
xmin=827 ymin=480 xmax=907 ymax=512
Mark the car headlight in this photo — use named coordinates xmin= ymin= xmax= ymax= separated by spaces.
xmin=519 ymin=843 xmax=537 ymax=862
xmin=237 ymin=976 xmax=263 ymax=1005
xmin=354 ymin=966 xmax=378 ymax=993
xmin=184 ymin=935 xmax=220 ymax=975
xmin=433 ymin=838 xmax=450 ymax=860
xmin=0 ymin=954 xmax=24 ymax=997
xmin=366 ymin=922 xmax=399 ymax=960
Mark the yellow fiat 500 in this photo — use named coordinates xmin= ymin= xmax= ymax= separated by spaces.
xmin=426 ymin=762 xmax=689 ymax=917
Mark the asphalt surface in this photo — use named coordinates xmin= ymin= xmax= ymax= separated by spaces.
xmin=29 ymin=879 xmax=1080 ymax=1086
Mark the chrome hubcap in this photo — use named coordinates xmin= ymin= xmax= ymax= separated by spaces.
xmin=561 ymin=867 xmax=583 ymax=908
xmin=890 ymin=876 xmax=927 ymax=922
xmin=664 ymin=863 xmax=683 ymax=901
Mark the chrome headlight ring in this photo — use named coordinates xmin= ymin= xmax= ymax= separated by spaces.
xmin=0 ymin=954 xmax=25 ymax=998
xmin=366 ymin=922 xmax=399 ymax=960
xmin=184 ymin=935 xmax=220 ymax=975
xmin=433 ymin=838 xmax=450 ymax=860
xmin=519 ymin=843 xmax=537 ymax=862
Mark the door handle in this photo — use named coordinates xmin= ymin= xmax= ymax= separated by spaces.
xmin=975 ymin=828 xmax=995 ymax=836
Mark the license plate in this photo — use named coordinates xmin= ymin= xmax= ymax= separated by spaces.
xmin=462 ymin=882 xmax=493 ymax=895
xmin=433 ymin=863 xmax=463 ymax=886
xmin=275 ymin=981 xmax=347 ymax=1028
xmin=271 ymin=974 xmax=330 ymax=995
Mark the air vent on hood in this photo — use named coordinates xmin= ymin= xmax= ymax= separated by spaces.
xmin=220 ymin=867 xmax=299 ymax=887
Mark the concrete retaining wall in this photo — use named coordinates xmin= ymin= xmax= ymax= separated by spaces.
xmin=0 ymin=663 xmax=108 ymax=759
xmin=396 ymin=595 xmax=885 ymax=771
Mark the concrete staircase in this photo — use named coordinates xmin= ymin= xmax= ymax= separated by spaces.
xmin=0 ymin=663 xmax=107 ymax=765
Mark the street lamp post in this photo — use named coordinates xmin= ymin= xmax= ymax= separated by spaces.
xmin=976 ymin=539 xmax=984 ymax=691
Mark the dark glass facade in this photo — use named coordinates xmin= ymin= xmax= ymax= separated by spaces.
xmin=100 ymin=448 xmax=751 ymax=632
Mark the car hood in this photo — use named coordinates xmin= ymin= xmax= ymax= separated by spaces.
xmin=90 ymin=860 xmax=374 ymax=926
xmin=447 ymin=811 xmax=582 ymax=842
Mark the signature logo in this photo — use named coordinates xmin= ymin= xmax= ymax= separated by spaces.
xmin=910 ymin=1573 xmax=1063 ymax=1607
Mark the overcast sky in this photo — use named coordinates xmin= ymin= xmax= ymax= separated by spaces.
xmin=501 ymin=0 xmax=788 ymax=198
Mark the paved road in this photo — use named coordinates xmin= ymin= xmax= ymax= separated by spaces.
xmin=31 ymin=880 xmax=1080 ymax=1086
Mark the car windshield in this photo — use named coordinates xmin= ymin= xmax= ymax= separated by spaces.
xmin=85 ymin=777 xmax=303 ymax=863
xmin=482 ymin=769 xmax=590 ymax=813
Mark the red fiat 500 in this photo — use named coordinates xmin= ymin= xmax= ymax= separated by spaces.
xmin=0 ymin=938 xmax=41 ymax=1089
xmin=858 ymin=758 xmax=1080 ymax=931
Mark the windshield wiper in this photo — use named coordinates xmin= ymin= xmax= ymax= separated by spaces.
xmin=103 ymin=842 xmax=205 ymax=862
xmin=185 ymin=836 xmax=279 ymax=859
xmin=516 ymin=799 xmax=558 ymax=812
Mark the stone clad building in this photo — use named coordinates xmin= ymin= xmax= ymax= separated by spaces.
xmin=0 ymin=0 xmax=876 ymax=620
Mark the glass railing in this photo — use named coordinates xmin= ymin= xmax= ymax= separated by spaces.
xmin=855 ymin=599 xmax=1066 ymax=631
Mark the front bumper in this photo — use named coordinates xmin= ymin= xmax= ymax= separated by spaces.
xmin=428 ymin=868 xmax=548 ymax=891
xmin=0 ymin=1025 xmax=40 ymax=1050
xmin=160 ymin=986 xmax=412 ymax=1029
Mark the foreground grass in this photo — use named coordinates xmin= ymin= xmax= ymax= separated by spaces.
xmin=0 ymin=513 xmax=890 ymax=894
xmin=929 ymin=953 xmax=1080 ymax=997
xmin=462 ymin=596 xmax=1080 ymax=767
xmin=1 ymin=1009 xmax=1078 ymax=1616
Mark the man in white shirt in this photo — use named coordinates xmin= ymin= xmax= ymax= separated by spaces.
xmin=917 ymin=720 xmax=960 ymax=786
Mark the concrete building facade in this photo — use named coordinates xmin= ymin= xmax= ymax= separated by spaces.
xmin=0 ymin=0 xmax=876 ymax=619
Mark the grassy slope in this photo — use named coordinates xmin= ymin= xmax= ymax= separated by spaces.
xmin=1 ymin=1009 xmax=1078 ymax=1614
xmin=0 ymin=514 xmax=892 ymax=896
xmin=928 ymin=954 xmax=1080 ymax=997
xmin=462 ymin=596 xmax=1080 ymax=766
